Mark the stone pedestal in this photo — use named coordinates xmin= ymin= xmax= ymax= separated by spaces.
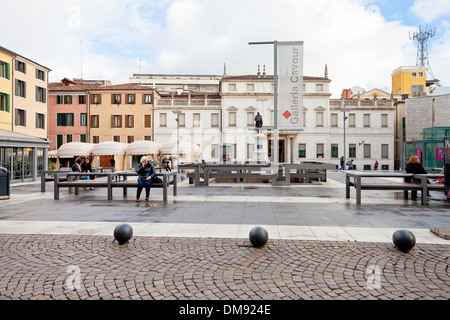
xmin=251 ymin=131 xmax=269 ymax=163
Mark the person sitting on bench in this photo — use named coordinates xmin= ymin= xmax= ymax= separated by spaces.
xmin=136 ymin=156 xmax=156 ymax=202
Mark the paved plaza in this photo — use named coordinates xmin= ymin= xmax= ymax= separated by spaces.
xmin=0 ymin=171 xmax=449 ymax=301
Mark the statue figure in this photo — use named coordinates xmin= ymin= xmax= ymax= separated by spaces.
xmin=254 ymin=112 xmax=263 ymax=129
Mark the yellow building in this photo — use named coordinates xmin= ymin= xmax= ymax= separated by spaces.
xmin=0 ymin=47 xmax=14 ymax=130
xmin=391 ymin=66 xmax=426 ymax=97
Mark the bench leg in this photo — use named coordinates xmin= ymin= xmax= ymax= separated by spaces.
xmin=108 ymin=175 xmax=113 ymax=200
xmin=163 ymin=175 xmax=168 ymax=202
xmin=41 ymin=172 xmax=45 ymax=192
xmin=345 ymin=175 xmax=350 ymax=198
xmin=356 ymin=176 xmax=361 ymax=205
xmin=173 ymin=174 xmax=177 ymax=196
xmin=421 ymin=180 xmax=428 ymax=205
xmin=54 ymin=175 xmax=59 ymax=200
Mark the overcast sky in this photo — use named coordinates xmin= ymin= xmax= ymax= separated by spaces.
xmin=1 ymin=0 xmax=449 ymax=98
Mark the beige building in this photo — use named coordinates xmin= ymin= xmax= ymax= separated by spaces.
xmin=12 ymin=55 xmax=51 ymax=139
xmin=88 ymin=84 xmax=157 ymax=145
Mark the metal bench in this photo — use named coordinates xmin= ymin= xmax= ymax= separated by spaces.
xmin=52 ymin=171 xmax=177 ymax=202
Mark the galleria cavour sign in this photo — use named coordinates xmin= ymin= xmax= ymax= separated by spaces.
xmin=278 ymin=41 xmax=304 ymax=130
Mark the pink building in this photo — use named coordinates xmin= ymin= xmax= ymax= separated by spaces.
xmin=48 ymin=78 xmax=100 ymax=151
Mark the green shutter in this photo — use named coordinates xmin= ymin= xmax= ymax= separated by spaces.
xmin=5 ymin=94 xmax=10 ymax=112
xmin=5 ymin=63 xmax=10 ymax=80
xmin=36 ymin=86 xmax=39 ymax=102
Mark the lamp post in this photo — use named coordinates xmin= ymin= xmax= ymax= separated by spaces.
xmin=172 ymin=88 xmax=183 ymax=172
xmin=342 ymin=104 xmax=349 ymax=170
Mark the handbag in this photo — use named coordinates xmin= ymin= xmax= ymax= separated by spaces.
xmin=152 ymin=176 xmax=163 ymax=184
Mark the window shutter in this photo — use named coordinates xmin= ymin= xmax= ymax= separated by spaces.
xmin=111 ymin=115 xmax=114 ymax=128
xmin=119 ymin=115 xmax=122 ymax=128
xmin=5 ymin=63 xmax=10 ymax=80
xmin=15 ymin=60 xmax=18 ymax=71
xmin=36 ymin=113 xmax=39 ymax=128
xmin=36 ymin=68 xmax=39 ymax=79
xmin=36 ymin=86 xmax=39 ymax=102
xmin=23 ymin=110 xmax=26 ymax=127
xmin=131 ymin=115 xmax=134 ymax=128
xmin=90 ymin=115 xmax=94 ymax=128
xmin=43 ymin=88 xmax=46 ymax=103
xmin=15 ymin=79 xmax=18 ymax=96
xmin=5 ymin=94 xmax=10 ymax=112
xmin=23 ymin=82 xmax=26 ymax=98
xmin=111 ymin=94 xmax=115 ymax=104
xmin=15 ymin=109 xmax=18 ymax=125
xmin=23 ymin=63 xmax=26 ymax=74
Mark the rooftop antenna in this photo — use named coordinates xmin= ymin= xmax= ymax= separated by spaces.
xmin=80 ymin=40 xmax=83 ymax=80
xmin=410 ymin=24 xmax=436 ymax=79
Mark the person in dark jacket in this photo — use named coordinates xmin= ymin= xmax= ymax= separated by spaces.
xmin=72 ymin=157 xmax=83 ymax=172
xmin=405 ymin=155 xmax=428 ymax=199
xmin=81 ymin=157 xmax=94 ymax=189
xmin=136 ymin=156 xmax=156 ymax=202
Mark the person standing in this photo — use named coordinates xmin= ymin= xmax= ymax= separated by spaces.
xmin=405 ymin=155 xmax=428 ymax=200
xmin=136 ymin=156 xmax=156 ymax=202
xmin=339 ymin=156 xmax=345 ymax=170
xmin=374 ymin=161 xmax=379 ymax=170
xmin=348 ymin=159 xmax=354 ymax=170
xmin=162 ymin=156 xmax=172 ymax=172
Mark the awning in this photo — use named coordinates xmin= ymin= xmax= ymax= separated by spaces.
xmin=160 ymin=142 xmax=202 ymax=155
xmin=91 ymin=141 xmax=128 ymax=156
xmin=126 ymin=140 xmax=160 ymax=155
xmin=57 ymin=142 xmax=95 ymax=157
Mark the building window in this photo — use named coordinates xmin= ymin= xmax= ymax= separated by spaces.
xmin=144 ymin=135 xmax=152 ymax=141
xmin=160 ymin=113 xmax=167 ymax=127
xmin=93 ymin=136 xmax=100 ymax=144
xmin=79 ymin=95 xmax=86 ymax=104
xmin=127 ymin=136 xmax=134 ymax=144
xmin=247 ymin=84 xmax=255 ymax=92
xmin=331 ymin=144 xmax=338 ymax=158
xmin=92 ymin=94 xmax=101 ymax=104
xmin=246 ymin=144 xmax=254 ymax=159
xmin=63 ymin=95 xmax=72 ymax=104
xmin=412 ymin=72 xmax=417 ymax=77
xmin=144 ymin=114 xmax=152 ymax=128
xmin=298 ymin=144 xmax=306 ymax=158
xmin=228 ymin=84 xmax=236 ymax=91
xmin=381 ymin=114 xmax=388 ymax=128
xmin=112 ymin=94 xmax=121 ymax=104
xmin=178 ymin=113 xmax=185 ymax=127
xmin=112 ymin=115 xmax=122 ymax=128
xmin=316 ymin=112 xmax=324 ymax=127
xmin=113 ymin=136 xmax=121 ymax=142
xmin=15 ymin=80 xmax=26 ymax=97
xmin=90 ymin=115 xmax=99 ymax=128
xmin=80 ymin=134 xmax=86 ymax=143
xmin=363 ymin=144 xmax=371 ymax=158
xmin=56 ymin=95 xmax=63 ymax=104
xmin=15 ymin=60 xmax=26 ymax=73
xmin=247 ymin=111 xmax=254 ymax=127
xmin=36 ymin=69 xmax=45 ymax=81
xmin=143 ymin=94 xmax=152 ymax=104
xmin=418 ymin=72 xmax=424 ymax=77
xmin=0 ymin=93 xmax=10 ymax=112
xmin=381 ymin=144 xmax=389 ymax=158
xmin=125 ymin=115 xmax=134 ymax=128
xmin=36 ymin=113 xmax=45 ymax=129
xmin=303 ymin=111 xmax=306 ymax=127
xmin=15 ymin=109 xmax=26 ymax=126
xmin=211 ymin=113 xmax=219 ymax=127
xmin=331 ymin=113 xmax=338 ymax=127
xmin=316 ymin=84 xmax=323 ymax=92
xmin=193 ymin=113 xmax=200 ymax=127
xmin=57 ymin=135 xmax=63 ymax=149
xmin=231 ymin=144 xmax=237 ymax=159
xmin=316 ymin=143 xmax=324 ymax=158
xmin=127 ymin=94 xmax=135 ymax=104
xmin=80 ymin=113 xmax=87 ymax=126
xmin=349 ymin=114 xmax=356 ymax=127
xmin=411 ymin=85 xmax=424 ymax=96
xmin=0 ymin=61 xmax=10 ymax=79
xmin=363 ymin=114 xmax=370 ymax=128
xmin=349 ymin=144 xmax=356 ymax=158
xmin=36 ymin=86 xmax=46 ymax=103
xmin=229 ymin=112 xmax=236 ymax=127
xmin=66 ymin=134 xmax=72 ymax=143
xmin=56 ymin=113 xmax=74 ymax=126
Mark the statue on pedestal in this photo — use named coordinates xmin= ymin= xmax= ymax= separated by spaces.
xmin=254 ymin=112 xmax=263 ymax=131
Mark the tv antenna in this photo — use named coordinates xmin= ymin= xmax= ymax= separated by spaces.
xmin=409 ymin=25 xmax=436 ymax=79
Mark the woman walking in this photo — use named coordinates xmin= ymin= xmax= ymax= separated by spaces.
xmin=136 ymin=156 xmax=156 ymax=202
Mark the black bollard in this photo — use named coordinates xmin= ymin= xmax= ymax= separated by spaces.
xmin=392 ymin=229 xmax=416 ymax=253
xmin=249 ymin=226 xmax=269 ymax=248
xmin=114 ymin=223 xmax=133 ymax=245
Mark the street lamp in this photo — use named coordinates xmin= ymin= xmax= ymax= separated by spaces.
xmin=341 ymin=104 xmax=350 ymax=170
xmin=172 ymin=88 xmax=183 ymax=172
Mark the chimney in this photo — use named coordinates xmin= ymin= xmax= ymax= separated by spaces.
xmin=257 ymin=65 xmax=261 ymax=78
xmin=263 ymin=65 xmax=266 ymax=78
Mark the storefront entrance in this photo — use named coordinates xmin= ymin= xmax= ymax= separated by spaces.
xmin=268 ymin=140 xmax=285 ymax=163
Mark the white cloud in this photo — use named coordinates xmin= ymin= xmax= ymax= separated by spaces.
xmin=1 ymin=0 xmax=447 ymax=97
xmin=410 ymin=0 xmax=450 ymax=24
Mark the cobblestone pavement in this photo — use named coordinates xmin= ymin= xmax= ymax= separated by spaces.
xmin=0 ymin=234 xmax=448 ymax=300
